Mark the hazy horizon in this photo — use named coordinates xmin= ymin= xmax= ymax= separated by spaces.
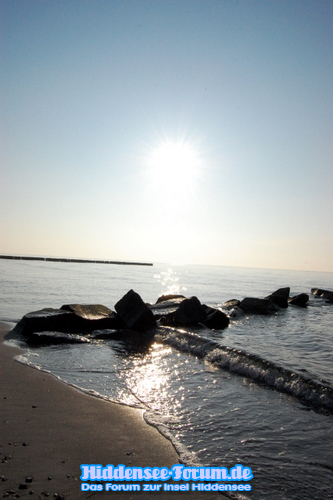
xmin=1 ymin=252 xmax=332 ymax=275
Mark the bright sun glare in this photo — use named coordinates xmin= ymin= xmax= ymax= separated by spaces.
xmin=147 ymin=140 xmax=201 ymax=202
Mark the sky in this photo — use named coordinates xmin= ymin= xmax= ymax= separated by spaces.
xmin=1 ymin=0 xmax=332 ymax=272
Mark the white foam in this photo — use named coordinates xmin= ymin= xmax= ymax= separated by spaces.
xmin=143 ymin=410 xmax=201 ymax=467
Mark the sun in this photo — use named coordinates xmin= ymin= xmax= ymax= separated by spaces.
xmin=147 ymin=139 xmax=201 ymax=202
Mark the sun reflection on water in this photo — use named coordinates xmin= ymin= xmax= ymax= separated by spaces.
xmin=154 ymin=267 xmax=187 ymax=297
xmin=115 ymin=342 xmax=182 ymax=415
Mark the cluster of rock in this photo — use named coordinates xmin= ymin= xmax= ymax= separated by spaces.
xmin=226 ymin=287 xmax=311 ymax=316
xmin=150 ymin=294 xmax=230 ymax=330
xmin=225 ymin=287 xmax=333 ymax=316
xmin=11 ymin=287 xmax=332 ymax=347
xmin=12 ymin=290 xmax=230 ymax=346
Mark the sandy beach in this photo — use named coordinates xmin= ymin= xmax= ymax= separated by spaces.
xmin=0 ymin=322 xmax=226 ymax=499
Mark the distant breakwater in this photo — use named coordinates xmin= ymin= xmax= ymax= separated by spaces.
xmin=0 ymin=255 xmax=153 ymax=267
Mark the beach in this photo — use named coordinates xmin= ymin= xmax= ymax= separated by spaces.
xmin=0 ymin=322 xmax=225 ymax=499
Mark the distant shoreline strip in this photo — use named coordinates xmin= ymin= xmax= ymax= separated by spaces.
xmin=0 ymin=255 xmax=153 ymax=267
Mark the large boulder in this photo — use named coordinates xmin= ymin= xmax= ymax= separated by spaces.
xmin=202 ymin=305 xmax=229 ymax=330
xmin=13 ymin=308 xmax=86 ymax=337
xmin=160 ymin=296 xmax=206 ymax=326
xmin=13 ymin=305 xmax=123 ymax=339
xmin=60 ymin=304 xmax=123 ymax=329
xmin=239 ymin=297 xmax=277 ymax=315
xmin=265 ymin=287 xmax=290 ymax=308
xmin=288 ymin=293 xmax=309 ymax=307
xmin=114 ymin=289 xmax=157 ymax=332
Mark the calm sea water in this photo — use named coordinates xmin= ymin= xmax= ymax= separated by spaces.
xmin=1 ymin=259 xmax=333 ymax=500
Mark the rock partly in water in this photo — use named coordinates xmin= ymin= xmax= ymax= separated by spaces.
xmin=60 ymin=303 xmax=112 ymax=319
xmin=311 ymin=288 xmax=333 ymax=303
xmin=222 ymin=299 xmax=241 ymax=310
xmin=150 ymin=297 xmax=186 ymax=311
xmin=115 ymin=289 xmax=157 ymax=332
xmin=160 ymin=296 xmax=207 ymax=326
xmin=149 ymin=297 xmax=187 ymax=319
xmin=239 ymin=297 xmax=277 ymax=315
xmin=61 ymin=303 xmax=123 ymax=329
xmin=13 ymin=308 xmax=85 ymax=337
xmin=229 ymin=306 xmax=245 ymax=318
xmin=155 ymin=294 xmax=186 ymax=304
xmin=288 ymin=293 xmax=309 ymax=308
xmin=90 ymin=329 xmax=135 ymax=340
xmin=265 ymin=287 xmax=290 ymax=308
xmin=13 ymin=306 xmax=123 ymax=339
xmin=202 ymin=305 xmax=230 ymax=330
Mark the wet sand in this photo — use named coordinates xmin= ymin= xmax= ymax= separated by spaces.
xmin=0 ymin=322 xmax=226 ymax=499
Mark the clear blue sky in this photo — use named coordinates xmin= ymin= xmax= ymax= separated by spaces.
xmin=1 ymin=0 xmax=332 ymax=271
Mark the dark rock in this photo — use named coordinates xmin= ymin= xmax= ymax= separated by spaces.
xmin=149 ymin=297 xmax=187 ymax=319
xmin=91 ymin=329 xmax=138 ymax=340
xmin=325 ymin=294 xmax=333 ymax=304
xmin=156 ymin=294 xmax=186 ymax=304
xmin=13 ymin=306 xmax=123 ymax=339
xmin=265 ymin=287 xmax=290 ymax=308
xmin=160 ymin=296 xmax=206 ymax=326
xmin=239 ymin=297 xmax=277 ymax=315
xmin=151 ymin=298 xmax=186 ymax=310
xmin=311 ymin=288 xmax=333 ymax=303
xmin=288 ymin=293 xmax=309 ymax=307
xmin=222 ymin=299 xmax=240 ymax=310
xmin=266 ymin=295 xmax=289 ymax=308
xmin=115 ymin=290 xmax=157 ymax=332
xmin=271 ymin=287 xmax=290 ymax=298
xmin=229 ymin=306 xmax=244 ymax=318
xmin=312 ymin=288 xmax=328 ymax=296
xmin=60 ymin=304 xmax=123 ymax=329
xmin=202 ymin=305 xmax=229 ymax=330
xmin=13 ymin=308 xmax=81 ymax=337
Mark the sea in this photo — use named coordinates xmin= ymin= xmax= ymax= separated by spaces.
xmin=1 ymin=259 xmax=333 ymax=500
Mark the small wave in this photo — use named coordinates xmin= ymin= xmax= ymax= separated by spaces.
xmin=4 ymin=338 xmax=28 ymax=349
xmin=0 ymin=317 xmax=21 ymax=324
xmin=143 ymin=411 xmax=250 ymax=500
xmin=14 ymin=353 xmax=143 ymax=406
xmin=156 ymin=328 xmax=333 ymax=412
xmin=143 ymin=410 xmax=199 ymax=466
